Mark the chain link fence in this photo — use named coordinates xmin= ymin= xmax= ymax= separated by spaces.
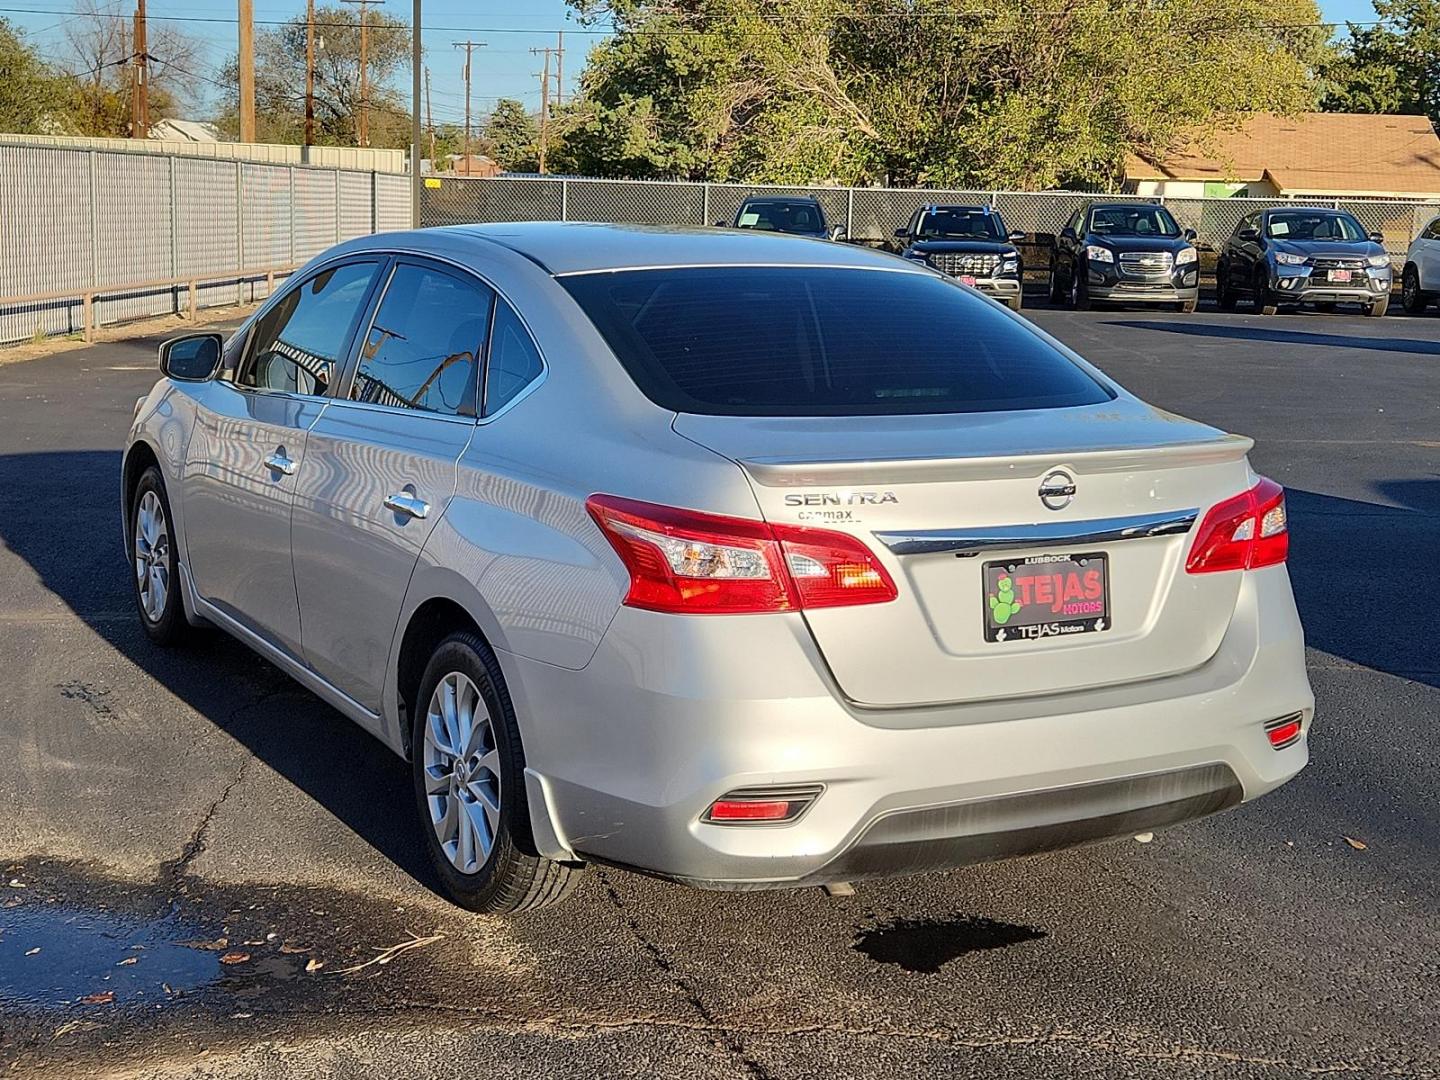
xmin=422 ymin=175 xmax=1440 ymax=282
xmin=0 ymin=141 xmax=412 ymax=345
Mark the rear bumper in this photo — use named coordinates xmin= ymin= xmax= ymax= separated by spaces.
xmin=504 ymin=565 xmax=1311 ymax=890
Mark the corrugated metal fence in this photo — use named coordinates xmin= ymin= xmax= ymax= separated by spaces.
xmin=422 ymin=175 xmax=1440 ymax=264
xmin=0 ymin=142 xmax=411 ymax=345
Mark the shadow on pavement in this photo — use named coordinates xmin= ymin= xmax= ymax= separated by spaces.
xmin=1103 ymin=319 xmax=1440 ymax=356
xmin=853 ymin=916 xmax=1046 ymax=974
xmin=0 ymin=448 xmax=439 ymax=895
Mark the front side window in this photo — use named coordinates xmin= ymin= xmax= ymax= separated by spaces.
xmin=1265 ymin=211 xmax=1365 ymax=241
xmin=351 ymin=263 xmax=494 ymax=416
xmin=562 ymin=266 xmax=1114 ymax=417
xmin=1424 ymin=217 xmax=1440 ymax=240
xmin=1088 ymin=206 xmax=1181 ymax=237
xmin=915 ymin=208 xmax=1002 ymax=240
xmin=238 ymin=261 xmax=380 ymax=395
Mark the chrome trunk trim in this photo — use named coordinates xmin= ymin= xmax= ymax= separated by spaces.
xmin=873 ymin=508 xmax=1199 ymax=556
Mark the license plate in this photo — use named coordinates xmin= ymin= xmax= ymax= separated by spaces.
xmin=983 ymin=553 xmax=1110 ymax=643
xmin=958 ymin=275 xmax=977 ymax=286
xmin=1328 ymin=269 xmax=1352 ymax=283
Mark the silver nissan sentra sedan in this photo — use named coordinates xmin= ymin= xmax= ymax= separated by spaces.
xmin=123 ymin=223 xmax=1313 ymax=913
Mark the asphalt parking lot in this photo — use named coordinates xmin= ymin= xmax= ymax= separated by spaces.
xmin=1 ymin=298 xmax=1437 ymax=1080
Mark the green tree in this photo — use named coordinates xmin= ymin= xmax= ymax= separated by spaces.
xmin=483 ymin=98 xmax=539 ymax=171
xmin=1321 ymin=0 xmax=1440 ymax=126
xmin=215 ymin=4 xmax=411 ymax=147
xmin=0 ymin=18 xmax=69 ymax=132
xmin=560 ymin=0 xmax=1328 ymax=188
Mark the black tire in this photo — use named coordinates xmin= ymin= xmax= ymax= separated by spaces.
xmin=1006 ymin=293 xmax=1023 ymax=313
xmin=1254 ymin=270 xmax=1278 ymax=315
xmin=1048 ymin=262 xmax=1064 ymax=304
xmin=1402 ymin=265 xmax=1428 ymax=313
xmin=411 ymin=631 xmax=581 ymax=914
xmin=1215 ymin=267 xmax=1236 ymax=311
xmin=1071 ymin=266 xmax=1091 ymax=310
xmin=129 ymin=465 xmax=190 ymax=647
xmin=1365 ymin=295 xmax=1389 ymax=318
xmin=1316 ymin=301 xmax=1337 ymax=313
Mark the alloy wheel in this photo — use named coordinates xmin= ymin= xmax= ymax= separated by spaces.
xmin=422 ymin=671 xmax=502 ymax=875
xmin=134 ymin=490 xmax=170 ymax=623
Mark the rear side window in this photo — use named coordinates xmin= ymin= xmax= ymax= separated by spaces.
xmin=351 ymin=262 xmax=494 ymax=416
xmin=484 ymin=300 xmax=543 ymax=415
xmin=561 ymin=267 xmax=1114 ymax=416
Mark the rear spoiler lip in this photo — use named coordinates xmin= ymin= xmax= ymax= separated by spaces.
xmin=738 ymin=433 xmax=1254 ymax=487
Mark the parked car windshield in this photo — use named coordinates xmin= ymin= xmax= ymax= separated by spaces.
xmin=562 ymin=267 xmax=1115 ymax=416
xmin=915 ymin=208 xmax=1003 ymax=240
xmin=1265 ymin=211 xmax=1366 ymax=242
xmin=734 ymin=201 xmax=825 ymax=234
xmin=1088 ymin=206 xmax=1181 ymax=238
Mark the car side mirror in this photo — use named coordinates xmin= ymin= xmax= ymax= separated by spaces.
xmin=829 ymin=225 xmax=847 ymax=241
xmin=1184 ymin=228 xmax=1198 ymax=241
xmin=1060 ymin=226 xmax=1077 ymax=241
xmin=714 ymin=220 xmax=729 ymax=228
xmin=1369 ymin=231 xmax=1384 ymax=243
xmin=159 ymin=332 xmax=224 ymax=382
xmin=1007 ymin=230 xmax=1026 ymax=243
xmin=893 ymin=227 xmax=908 ymax=239
xmin=1238 ymin=228 xmax=1260 ymax=242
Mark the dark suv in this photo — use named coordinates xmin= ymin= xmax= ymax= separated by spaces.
xmin=1216 ymin=207 xmax=1391 ymax=317
xmin=895 ymin=205 xmax=1025 ymax=310
xmin=724 ymin=196 xmax=841 ymax=240
xmin=1051 ymin=203 xmax=1200 ymax=311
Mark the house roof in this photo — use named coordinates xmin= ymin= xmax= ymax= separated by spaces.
xmin=1125 ymin=113 xmax=1440 ymax=197
xmin=148 ymin=118 xmax=220 ymax=143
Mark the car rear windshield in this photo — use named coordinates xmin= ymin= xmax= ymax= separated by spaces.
xmin=561 ymin=266 xmax=1115 ymax=416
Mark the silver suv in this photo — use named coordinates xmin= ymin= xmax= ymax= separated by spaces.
xmin=124 ymin=224 xmax=1313 ymax=913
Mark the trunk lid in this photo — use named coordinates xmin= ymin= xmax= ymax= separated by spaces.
xmin=674 ymin=400 xmax=1255 ymax=708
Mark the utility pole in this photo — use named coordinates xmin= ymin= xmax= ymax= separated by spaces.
xmin=238 ymin=0 xmax=255 ymax=142
xmin=556 ymin=31 xmax=564 ymax=107
xmin=341 ymin=0 xmax=382 ymax=147
xmin=530 ymin=43 xmax=561 ymax=174
xmin=425 ymin=66 xmax=435 ymax=167
xmin=131 ymin=0 xmax=149 ymax=138
xmin=304 ymin=0 xmax=315 ymax=147
xmin=453 ymin=39 xmax=486 ymax=176
xmin=411 ymin=0 xmax=421 ymax=227
xmin=237 ymin=0 xmax=255 ymax=142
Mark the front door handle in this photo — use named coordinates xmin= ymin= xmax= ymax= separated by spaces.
xmin=384 ymin=492 xmax=430 ymax=520
xmin=264 ymin=450 xmax=297 ymax=476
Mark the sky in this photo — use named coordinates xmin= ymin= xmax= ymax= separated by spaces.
xmin=3 ymin=0 xmax=1385 ymax=129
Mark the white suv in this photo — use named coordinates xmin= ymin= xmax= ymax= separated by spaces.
xmin=1402 ymin=214 xmax=1440 ymax=313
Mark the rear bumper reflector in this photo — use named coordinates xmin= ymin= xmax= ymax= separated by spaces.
xmin=1265 ymin=712 xmax=1304 ymax=750
xmin=704 ymin=785 xmax=823 ymax=826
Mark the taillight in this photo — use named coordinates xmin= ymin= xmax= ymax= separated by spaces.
xmin=1186 ymin=477 xmax=1289 ymax=574
xmin=586 ymin=494 xmax=897 ymax=615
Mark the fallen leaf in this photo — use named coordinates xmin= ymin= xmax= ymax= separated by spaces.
xmin=116 ymin=957 xmax=138 ymax=967
xmin=219 ymin=951 xmax=251 ymax=965
xmin=279 ymin=943 xmax=310 ymax=954
xmin=304 ymin=959 xmax=323 ymax=973
xmin=79 ymin=991 xmax=115 ymax=1005
xmin=1344 ymin=836 xmax=1368 ymax=851
xmin=25 ymin=947 xmax=40 ymax=956
xmin=7 ymin=879 xmax=26 ymax=888
xmin=1133 ymin=832 xmax=1154 ymax=844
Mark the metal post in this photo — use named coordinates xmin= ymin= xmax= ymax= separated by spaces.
xmin=87 ymin=151 xmax=99 ymax=336
xmin=334 ymin=171 xmax=341 ymax=244
xmin=235 ymin=163 xmax=245 ymax=304
xmin=82 ymin=294 xmax=93 ymax=342
xmin=288 ymin=167 xmax=296 ymax=271
xmin=561 ymin=179 xmax=569 ymax=221
xmin=411 ymin=0 xmax=422 ymax=228
xmin=846 ymin=187 xmax=854 ymax=237
xmin=702 ymin=183 xmax=710 ymax=226
xmin=169 ymin=155 xmax=179 ymax=314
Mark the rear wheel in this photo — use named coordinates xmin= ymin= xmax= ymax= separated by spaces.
xmin=1365 ymin=295 xmax=1389 ymax=318
xmin=1048 ymin=262 xmax=1064 ymax=304
xmin=412 ymin=631 xmax=581 ymax=914
xmin=1402 ymin=265 xmax=1428 ymax=313
xmin=130 ymin=466 xmax=190 ymax=647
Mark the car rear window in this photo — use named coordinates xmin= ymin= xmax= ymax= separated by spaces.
xmin=561 ymin=266 xmax=1114 ymax=416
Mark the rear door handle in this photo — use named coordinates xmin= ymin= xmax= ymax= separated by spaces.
xmin=384 ymin=492 xmax=430 ymax=520
xmin=264 ymin=450 xmax=297 ymax=476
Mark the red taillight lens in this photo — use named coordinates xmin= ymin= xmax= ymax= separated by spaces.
xmin=1186 ymin=477 xmax=1289 ymax=574
xmin=707 ymin=799 xmax=794 ymax=822
xmin=586 ymin=494 xmax=897 ymax=615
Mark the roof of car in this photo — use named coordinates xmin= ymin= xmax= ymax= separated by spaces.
xmin=738 ymin=195 xmax=822 ymax=205
xmin=367 ymin=222 xmax=912 ymax=277
xmin=920 ymin=204 xmax=987 ymax=212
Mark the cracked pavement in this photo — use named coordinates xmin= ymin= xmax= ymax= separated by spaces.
xmin=1 ymin=304 xmax=1437 ymax=1079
